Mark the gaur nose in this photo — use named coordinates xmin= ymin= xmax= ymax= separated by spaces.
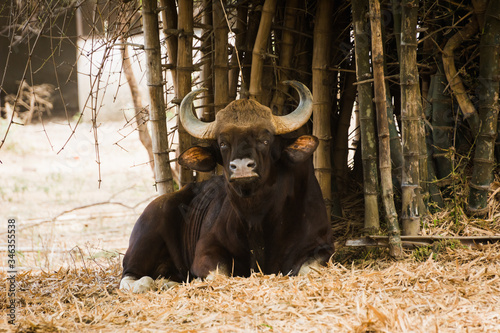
xmin=229 ymin=158 xmax=258 ymax=180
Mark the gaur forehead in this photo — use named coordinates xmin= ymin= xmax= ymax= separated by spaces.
xmin=214 ymin=99 xmax=276 ymax=135
xmin=217 ymin=125 xmax=273 ymax=141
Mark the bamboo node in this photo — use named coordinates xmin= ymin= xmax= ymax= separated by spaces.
xmin=162 ymin=64 xmax=176 ymax=70
xmin=364 ymin=190 xmax=379 ymax=195
xmin=469 ymin=182 xmax=490 ymax=191
xmin=178 ymin=30 xmax=195 ymax=38
xmin=152 ymin=149 xmax=175 ymax=155
xmin=155 ymin=177 xmax=174 ymax=184
xmin=401 ymin=184 xmax=419 ymax=189
xmin=149 ymin=116 xmax=167 ymax=122
xmin=401 ymin=116 xmax=421 ymax=121
xmin=314 ymin=168 xmax=333 ymax=173
xmin=472 ymin=157 xmax=495 ymax=164
xmin=147 ymin=82 xmax=166 ymax=87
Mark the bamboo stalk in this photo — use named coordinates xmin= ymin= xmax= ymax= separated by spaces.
xmin=311 ymin=0 xmax=333 ymax=218
xmin=240 ymin=2 xmax=259 ymax=97
xmin=249 ymin=0 xmax=278 ymax=102
xmin=442 ymin=18 xmax=480 ymax=134
xmin=400 ymin=0 xmax=422 ymax=235
xmin=390 ymin=0 xmax=401 ymax=60
xmin=177 ymin=0 xmax=195 ymax=186
xmin=195 ymin=0 xmax=215 ymax=182
xmin=270 ymin=0 xmax=298 ymax=115
xmin=212 ymin=0 xmax=229 ymax=113
xmin=425 ymin=75 xmax=444 ymax=208
xmin=353 ymin=0 xmax=380 ymax=234
xmin=417 ymin=86 xmax=429 ymax=206
xmin=386 ymin=85 xmax=403 ymax=188
xmin=142 ymin=0 xmax=174 ymax=194
xmin=159 ymin=0 xmax=178 ymax=82
xmin=380 ymin=13 xmax=403 ymax=191
xmin=230 ymin=2 xmax=248 ymax=98
xmin=430 ymin=72 xmax=454 ymax=181
xmin=200 ymin=0 xmax=214 ymax=122
xmin=369 ymin=0 xmax=402 ymax=258
xmin=469 ymin=1 xmax=500 ymax=214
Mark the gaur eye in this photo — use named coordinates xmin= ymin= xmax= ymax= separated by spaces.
xmin=220 ymin=142 xmax=227 ymax=149
xmin=263 ymin=140 xmax=269 ymax=145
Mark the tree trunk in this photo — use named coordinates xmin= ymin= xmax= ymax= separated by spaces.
xmin=369 ymin=0 xmax=402 ymax=258
xmin=400 ymin=0 xmax=421 ymax=235
xmin=142 ymin=0 xmax=174 ymax=194
xmin=121 ymin=41 xmax=154 ymax=173
xmin=177 ymin=0 xmax=195 ymax=186
xmin=353 ymin=0 xmax=380 ymax=234
xmin=270 ymin=0 xmax=298 ymax=115
xmin=249 ymin=0 xmax=278 ymax=102
xmin=469 ymin=1 xmax=500 ymax=214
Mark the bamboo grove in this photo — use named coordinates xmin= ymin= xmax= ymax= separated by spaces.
xmin=1 ymin=0 xmax=499 ymax=255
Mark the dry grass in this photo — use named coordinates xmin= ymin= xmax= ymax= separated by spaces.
xmin=2 ymin=122 xmax=500 ymax=332
xmin=1 ymin=243 xmax=500 ymax=332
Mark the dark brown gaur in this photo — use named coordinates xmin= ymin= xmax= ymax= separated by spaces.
xmin=120 ymin=81 xmax=334 ymax=293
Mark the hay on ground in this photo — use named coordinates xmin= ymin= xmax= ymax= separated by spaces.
xmin=2 ymin=243 xmax=500 ymax=332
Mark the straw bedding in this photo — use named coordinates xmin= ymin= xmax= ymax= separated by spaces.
xmin=2 ymin=243 xmax=500 ymax=332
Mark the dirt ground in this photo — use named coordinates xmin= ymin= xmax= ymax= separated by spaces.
xmin=1 ymin=120 xmax=500 ymax=332
xmin=1 ymin=119 xmax=157 ymax=270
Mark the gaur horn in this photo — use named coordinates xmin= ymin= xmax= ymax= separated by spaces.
xmin=272 ymin=80 xmax=313 ymax=135
xmin=179 ymin=88 xmax=217 ymax=140
xmin=179 ymin=81 xmax=313 ymax=139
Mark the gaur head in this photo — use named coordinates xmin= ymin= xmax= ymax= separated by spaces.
xmin=178 ymin=81 xmax=318 ymax=198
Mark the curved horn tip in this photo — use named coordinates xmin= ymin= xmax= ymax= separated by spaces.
xmin=181 ymin=88 xmax=208 ymax=100
xmin=273 ymin=80 xmax=313 ymax=135
xmin=281 ymin=80 xmax=308 ymax=89
xmin=179 ymin=88 xmax=216 ymax=140
xmin=281 ymin=80 xmax=313 ymax=99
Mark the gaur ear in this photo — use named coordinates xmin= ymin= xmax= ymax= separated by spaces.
xmin=283 ymin=135 xmax=319 ymax=163
xmin=178 ymin=146 xmax=217 ymax=172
